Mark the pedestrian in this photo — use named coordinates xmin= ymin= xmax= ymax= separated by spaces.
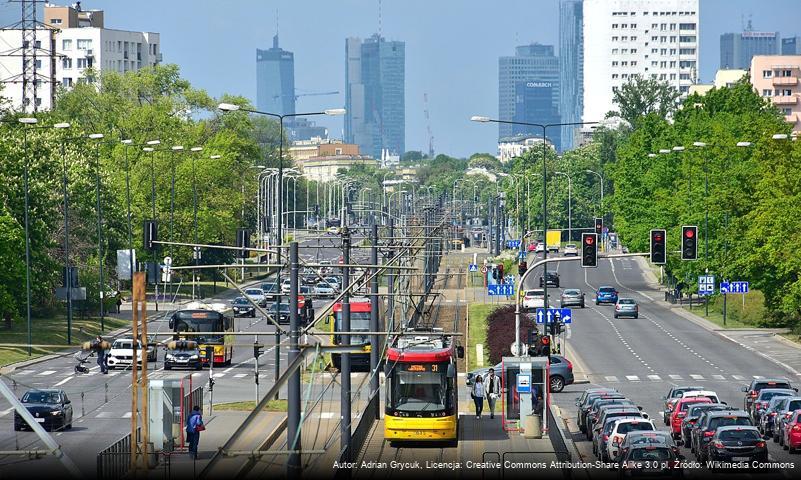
xmin=484 ymin=367 xmax=501 ymax=419
xmin=95 ymin=335 xmax=108 ymax=374
xmin=472 ymin=375 xmax=485 ymax=419
xmin=186 ymin=405 xmax=204 ymax=459
xmin=115 ymin=293 xmax=122 ymax=314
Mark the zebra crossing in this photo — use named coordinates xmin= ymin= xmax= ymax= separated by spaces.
xmin=593 ymin=373 xmax=768 ymax=383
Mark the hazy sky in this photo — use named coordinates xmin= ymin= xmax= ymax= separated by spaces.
xmin=1 ymin=0 xmax=798 ymax=157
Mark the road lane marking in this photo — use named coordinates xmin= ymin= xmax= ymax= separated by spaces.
xmin=732 ymin=375 xmax=745 ymax=380
xmin=233 ymin=373 xmax=247 ymax=378
xmin=37 ymin=370 xmax=56 ymax=376
xmin=212 ymin=373 xmax=226 ymax=378
xmin=648 ymin=375 xmax=661 ymax=381
xmin=690 ymin=374 xmax=704 ymax=380
xmin=626 ymin=375 xmax=640 ymax=381
xmin=17 ymin=370 xmax=35 ymax=375
xmin=605 ymin=376 xmax=619 ymax=382
xmin=753 ymin=375 xmax=764 ymax=379
xmin=55 ymin=376 xmax=73 ymax=386
xmin=223 ymin=367 xmax=235 ymax=373
xmin=669 ymin=375 xmax=682 ymax=380
xmin=0 ymin=407 xmax=13 ymax=417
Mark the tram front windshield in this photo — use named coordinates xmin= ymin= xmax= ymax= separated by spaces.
xmin=389 ymin=362 xmax=449 ymax=413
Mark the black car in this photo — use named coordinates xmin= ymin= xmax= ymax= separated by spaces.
xmin=269 ymin=303 xmax=292 ymax=324
xmin=539 ymin=271 xmax=560 ymax=288
xmin=231 ymin=296 xmax=256 ymax=317
xmin=706 ymin=426 xmax=767 ymax=466
xmin=681 ymin=403 xmax=734 ymax=450
xmin=575 ymin=389 xmax=619 ymax=434
xmin=164 ymin=347 xmax=202 ymax=370
xmin=618 ymin=444 xmax=683 ymax=478
xmin=261 ymin=282 xmax=280 ymax=301
xmin=693 ymin=410 xmax=752 ymax=461
xmin=14 ymin=389 xmax=73 ymax=432
xmin=741 ymin=378 xmax=794 ymax=413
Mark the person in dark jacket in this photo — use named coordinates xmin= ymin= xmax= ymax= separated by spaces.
xmin=95 ymin=336 xmax=108 ymax=374
xmin=186 ymin=406 xmax=203 ymax=458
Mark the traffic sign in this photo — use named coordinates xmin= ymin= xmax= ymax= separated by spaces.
xmin=506 ymin=239 xmax=521 ymax=249
xmin=517 ymin=373 xmax=531 ymax=394
xmin=163 ymin=256 xmax=173 ymax=266
xmin=468 ymin=264 xmax=478 ymax=272
xmin=698 ymin=275 xmax=715 ymax=296
xmin=481 ymin=265 xmax=488 ymax=274
xmin=488 ymin=284 xmax=514 ymax=296
xmin=720 ymin=281 xmax=749 ymax=294
xmin=535 ymin=308 xmax=572 ymax=324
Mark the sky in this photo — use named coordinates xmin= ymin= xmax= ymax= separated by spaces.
xmin=1 ymin=0 xmax=798 ymax=157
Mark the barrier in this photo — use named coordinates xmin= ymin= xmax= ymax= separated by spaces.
xmin=97 ymin=427 xmax=140 ymax=480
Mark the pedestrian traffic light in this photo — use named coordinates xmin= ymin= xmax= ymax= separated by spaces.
xmin=236 ymin=228 xmax=250 ymax=259
xmin=594 ymin=217 xmax=603 ymax=236
xmin=650 ymin=229 xmax=667 ymax=265
xmin=581 ymin=233 xmax=598 ymax=268
xmin=681 ymin=225 xmax=698 ymax=261
xmin=143 ymin=220 xmax=158 ymax=251
xmin=534 ymin=335 xmax=551 ymax=357
xmin=253 ymin=343 xmax=264 ymax=359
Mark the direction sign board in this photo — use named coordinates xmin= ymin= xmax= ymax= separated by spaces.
xmin=535 ymin=308 xmax=573 ymax=324
xmin=488 ymin=284 xmax=514 ymax=296
xmin=698 ymin=275 xmax=715 ymax=296
xmin=720 ymin=281 xmax=749 ymax=294
xmin=468 ymin=264 xmax=478 ymax=272
xmin=506 ymin=239 xmax=521 ymax=249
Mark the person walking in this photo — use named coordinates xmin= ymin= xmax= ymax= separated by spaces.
xmin=186 ymin=405 xmax=204 ymax=459
xmin=472 ymin=375 xmax=485 ymax=419
xmin=95 ymin=336 xmax=108 ymax=374
xmin=484 ymin=368 xmax=501 ymax=419
xmin=115 ymin=293 xmax=122 ymax=314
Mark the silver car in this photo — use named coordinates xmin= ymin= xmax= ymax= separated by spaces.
xmin=560 ymin=288 xmax=585 ymax=308
xmin=614 ymin=298 xmax=638 ymax=318
xmin=314 ymin=281 xmax=336 ymax=298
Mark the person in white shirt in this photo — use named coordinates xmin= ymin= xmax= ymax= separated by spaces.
xmin=484 ymin=368 xmax=501 ymax=419
xmin=472 ymin=375 xmax=485 ymax=419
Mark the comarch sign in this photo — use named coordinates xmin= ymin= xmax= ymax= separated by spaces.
xmin=526 ymin=81 xmax=553 ymax=88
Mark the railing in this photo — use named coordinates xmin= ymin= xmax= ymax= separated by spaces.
xmin=97 ymin=427 xmax=140 ymax=480
xmin=348 ymin=391 xmax=379 ymax=461
xmin=772 ymin=77 xmax=798 ymax=86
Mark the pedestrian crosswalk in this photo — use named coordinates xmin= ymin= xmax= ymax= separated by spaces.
xmin=591 ymin=373 xmax=770 ymax=384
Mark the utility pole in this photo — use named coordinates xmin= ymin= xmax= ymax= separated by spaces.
xmin=370 ymin=222 xmax=380 ymax=417
xmin=387 ymin=218 xmax=395 ymax=333
xmin=287 ymin=241 xmax=301 ymax=478
xmin=340 ymin=202 xmax=352 ymax=469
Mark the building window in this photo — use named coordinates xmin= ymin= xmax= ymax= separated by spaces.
xmin=670 ymin=61 xmax=677 ymax=68
xmin=622 ymin=73 xmax=629 ymax=79
xmin=660 ymin=23 xmax=667 ymax=30
xmin=621 ymin=48 xmax=628 ymax=54
xmin=660 ymin=74 xmax=667 ymax=80
xmin=62 ymin=77 xmax=72 ymax=87
xmin=612 ymin=74 xmax=619 ymax=79
xmin=612 ymin=61 xmax=619 ymax=67
xmin=77 ymin=39 xmax=92 ymax=50
xmin=651 ymin=61 xmax=658 ymax=67
xmin=762 ymin=70 xmax=773 ymax=79
xmin=621 ymin=24 xmax=627 ymax=28
xmin=680 ymin=35 xmax=696 ymax=42
xmin=62 ymin=57 xmax=72 ymax=69
xmin=680 ymin=60 xmax=696 ymax=68
xmin=670 ymin=74 xmax=677 ymax=80
xmin=783 ymin=89 xmax=793 ymax=96
xmin=612 ymin=24 xmax=619 ymax=29
xmin=631 ymin=23 xmax=637 ymax=28
xmin=77 ymin=58 xmax=89 ymax=68
xmin=783 ymin=107 xmax=793 ymax=115
xmin=652 ymin=23 xmax=658 ymax=29
xmin=671 ymin=48 xmax=677 ymax=55
xmin=612 ymin=48 xmax=619 ymax=54
xmin=670 ymin=36 xmax=677 ymax=42
xmin=762 ymin=89 xmax=773 ymax=97
xmin=783 ymin=70 xmax=793 ymax=77
xmin=51 ymin=18 xmax=62 ymax=24
xmin=631 ymin=48 xmax=638 ymax=53
xmin=670 ymin=23 xmax=677 ymax=30
xmin=612 ymin=36 xmax=619 ymax=41
xmin=62 ymin=39 xmax=72 ymax=51
xmin=631 ymin=36 xmax=638 ymax=41
xmin=631 ymin=61 xmax=638 ymax=66
xmin=622 ymin=61 xmax=629 ymax=66
xmin=680 ymin=23 xmax=696 ymax=30
xmin=660 ymin=36 xmax=667 ymax=42
xmin=660 ymin=61 xmax=667 ymax=68
xmin=660 ymin=49 xmax=667 ymax=55
xmin=680 ymin=73 xmax=691 ymax=80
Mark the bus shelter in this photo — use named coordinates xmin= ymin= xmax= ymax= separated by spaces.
xmin=500 ymin=356 xmax=549 ymax=434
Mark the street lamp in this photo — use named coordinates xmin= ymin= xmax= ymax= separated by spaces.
xmin=54 ymin=122 xmax=75 ymax=342
xmin=169 ymin=145 xmax=185 ymax=260
xmin=190 ymin=146 xmax=204 ymax=299
xmin=88 ymin=133 xmax=106 ymax=331
xmin=19 ymin=117 xmax=37 ymax=355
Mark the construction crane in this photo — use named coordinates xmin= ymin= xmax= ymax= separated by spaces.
xmin=273 ymin=90 xmax=339 ymax=101
xmin=423 ymin=93 xmax=434 ymax=158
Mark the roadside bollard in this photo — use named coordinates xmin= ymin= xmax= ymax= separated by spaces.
xmin=81 ymin=392 xmax=85 ymax=417
xmin=105 ymin=383 xmax=108 ymax=403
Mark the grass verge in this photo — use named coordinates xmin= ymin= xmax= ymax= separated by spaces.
xmin=0 ymin=315 xmax=128 ymax=367
xmin=687 ymin=290 xmax=768 ymax=329
xmin=213 ymin=400 xmax=288 ymax=412
xmin=467 ymin=303 xmax=496 ymax=371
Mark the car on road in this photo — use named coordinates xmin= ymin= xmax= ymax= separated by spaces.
xmin=466 ymin=354 xmax=573 ymax=393
xmin=231 ymin=296 xmax=256 ymax=317
xmin=268 ymin=303 xmax=292 ymax=324
xmin=751 ymin=388 xmax=796 ymax=423
xmin=14 ymin=389 xmax=73 ymax=432
xmin=782 ymin=409 xmax=801 ymax=453
xmin=522 ymin=289 xmax=548 ymax=310
xmin=261 ymin=282 xmax=279 ymax=301
xmin=280 ymin=279 xmax=291 ymax=294
xmin=661 ymin=385 xmax=705 ymax=425
xmin=586 ymin=398 xmax=634 ymax=440
xmin=539 ymin=271 xmax=560 ymax=288
xmin=107 ymin=338 xmax=157 ymax=368
xmin=594 ymin=410 xmax=647 ymax=460
xmin=670 ymin=396 xmax=713 ymax=440
xmin=615 ymin=431 xmax=679 ymax=465
xmin=760 ymin=396 xmax=791 ymax=437
xmin=692 ymin=410 xmax=752 ymax=461
xmin=575 ymin=388 xmax=619 ymax=434
xmin=706 ymin=426 xmax=767 ymax=465
xmin=318 ymin=260 xmax=333 ymax=275
xmin=301 ymin=269 xmax=318 ymax=285
xmin=326 ymin=226 xmax=340 ymax=235
xmin=682 ymin=403 xmax=734 ymax=451
xmin=324 ymin=276 xmax=342 ymax=290
xmin=774 ymin=396 xmax=801 ymax=445
xmin=314 ymin=281 xmax=336 ymax=298
xmin=741 ymin=378 xmax=794 ymax=413
xmin=613 ymin=298 xmax=639 ymax=318
xmin=563 ymin=244 xmax=578 ymax=256
xmin=560 ymin=288 xmax=585 ymax=308
xmin=606 ymin=417 xmax=657 ymax=462
xmin=527 ymin=242 xmax=537 ymax=252
xmin=618 ymin=444 xmax=682 ymax=477
xmin=244 ymin=287 xmax=267 ymax=307
xmin=164 ymin=345 xmax=202 ymax=370
xmin=595 ymin=286 xmax=619 ymax=305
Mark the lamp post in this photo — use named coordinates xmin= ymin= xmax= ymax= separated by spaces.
xmin=144 ymin=141 xmax=160 ymax=309
xmin=88 ymin=133 xmax=106 ymax=331
xmin=121 ymin=140 xmax=135 ymax=295
xmin=54 ymin=122 xmax=73 ymax=342
xmin=471 ymin=115 xmax=598 ymax=355
xmin=190 ymin=147 xmax=205 ymax=299
xmin=19 ymin=117 xmax=37 ymax=355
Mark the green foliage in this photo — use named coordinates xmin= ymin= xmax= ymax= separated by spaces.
xmin=401 ymin=150 xmax=424 ymax=162
xmin=468 ymin=153 xmax=501 ymax=172
xmin=609 ymin=75 xmax=681 ymax=127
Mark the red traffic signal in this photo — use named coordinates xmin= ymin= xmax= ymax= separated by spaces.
xmin=541 ymin=336 xmax=550 ymax=345
xmin=681 ymin=225 xmax=698 ymax=260
xmin=684 ymin=229 xmax=694 ymax=238
xmin=584 ymin=235 xmax=595 ymax=245
xmin=650 ymin=229 xmax=666 ymax=265
xmin=581 ymin=233 xmax=598 ymax=268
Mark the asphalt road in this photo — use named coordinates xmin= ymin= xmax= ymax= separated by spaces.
xmin=523 ymin=250 xmax=801 ymax=477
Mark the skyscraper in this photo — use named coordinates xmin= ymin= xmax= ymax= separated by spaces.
xmin=345 ymin=34 xmax=405 ymax=159
xmin=783 ymin=36 xmax=801 ymax=55
xmin=498 ymin=44 xmax=560 ymax=146
xmin=583 ymin=0 xmax=700 ymax=123
xmin=559 ymin=0 xmax=583 ymax=151
xmin=720 ymin=31 xmax=780 ymax=69
xmin=256 ymin=35 xmax=295 ymax=116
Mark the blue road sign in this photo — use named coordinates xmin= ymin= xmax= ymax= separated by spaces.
xmin=535 ymin=308 xmax=573 ymax=324
xmin=517 ymin=373 xmax=531 ymax=394
xmin=468 ymin=263 xmax=478 ymax=272
xmin=720 ymin=281 xmax=749 ymax=294
xmin=698 ymin=275 xmax=715 ymax=296
xmin=506 ymin=239 xmax=521 ymax=249
xmin=488 ymin=284 xmax=514 ymax=296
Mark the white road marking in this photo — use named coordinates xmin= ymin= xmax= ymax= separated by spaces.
xmin=233 ymin=373 xmax=247 ymax=378
xmin=212 ymin=373 xmax=226 ymax=378
xmin=647 ymin=375 xmax=661 ymax=381
xmin=732 ymin=375 xmax=745 ymax=380
xmin=605 ymin=376 xmax=619 ymax=382
xmin=690 ymin=374 xmax=704 ymax=380
xmin=17 ymin=370 xmax=35 ymax=375
xmin=753 ymin=375 xmax=764 ymax=379
xmin=712 ymin=375 xmax=725 ymax=380
xmin=0 ymin=407 xmax=14 ymax=417
xmin=37 ymin=370 xmax=56 ymax=376
xmin=223 ymin=367 xmax=235 ymax=373
xmin=626 ymin=375 xmax=640 ymax=381
xmin=669 ymin=375 xmax=682 ymax=380
xmin=55 ymin=376 xmax=74 ymax=386
xmin=122 ymin=412 xmax=132 ymax=418
xmin=318 ymin=412 xmax=335 ymax=419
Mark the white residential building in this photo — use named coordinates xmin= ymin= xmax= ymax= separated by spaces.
xmin=0 ymin=3 xmax=160 ymax=111
xmin=497 ymin=135 xmax=553 ymax=163
xmin=583 ymin=0 xmax=699 ymax=122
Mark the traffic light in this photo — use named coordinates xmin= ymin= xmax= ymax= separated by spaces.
xmin=205 ymin=346 xmax=214 ymax=364
xmin=253 ymin=343 xmax=264 ymax=359
xmin=534 ymin=335 xmax=551 ymax=357
xmin=681 ymin=225 xmax=698 ymax=261
xmin=143 ymin=219 xmax=158 ymax=251
xmin=594 ymin=217 xmax=603 ymax=236
xmin=518 ymin=261 xmax=527 ymax=276
xmin=236 ymin=228 xmax=250 ymax=259
xmin=650 ymin=229 xmax=667 ymax=265
xmin=581 ymin=233 xmax=598 ymax=268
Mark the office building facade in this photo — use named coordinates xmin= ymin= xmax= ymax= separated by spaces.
xmin=559 ymin=0 xmax=583 ymax=151
xmin=783 ymin=37 xmax=801 ymax=55
xmin=345 ymin=34 xmax=405 ymax=159
xmin=256 ymin=35 xmax=295 ymax=116
xmin=720 ymin=31 xmax=780 ymax=69
xmin=583 ymin=0 xmax=699 ymax=123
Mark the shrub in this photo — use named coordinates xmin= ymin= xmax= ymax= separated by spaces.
xmin=486 ymin=304 xmax=532 ymax=364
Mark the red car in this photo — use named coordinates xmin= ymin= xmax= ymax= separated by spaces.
xmin=783 ymin=409 xmax=801 ymax=453
xmin=527 ymin=242 xmax=537 ymax=252
xmin=670 ymin=397 xmax=712 ymax=440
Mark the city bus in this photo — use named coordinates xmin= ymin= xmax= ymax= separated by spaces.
xmin=168 ymin=301 xmax=234 ymax=366
xmin=328 ymin=297 xmax=383 ymax=371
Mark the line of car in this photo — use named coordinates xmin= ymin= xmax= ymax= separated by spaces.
xmin=521 ymin=279 xmax=638 ymax=318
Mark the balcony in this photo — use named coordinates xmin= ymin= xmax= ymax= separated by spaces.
xmin=773 ymin=77 xmax=798 ymax=86
xmin=774 ymin=96 xmax=799 ymax=105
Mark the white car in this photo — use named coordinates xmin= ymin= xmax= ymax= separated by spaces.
xmin=244 ymin=287 xmax=267 ymax=307
xmin=522 ymin=289 xmax=548 ymax=310
xmin=563 ymin=244 xmax=578 ymax=256
xmin=107 ymin=338 xmax=156 ymax=368
xmin=607 ymin=417 xmax=657 ymax=462
xmin=681 ymin=390 xmax=720 ymax=404
xmin=314 ymin=281 xmax=336 ymax=298
xmin=535 ymin=243 xmax=545 ymax=253
xmin=280 ymin=279 xmax=291 ymax=294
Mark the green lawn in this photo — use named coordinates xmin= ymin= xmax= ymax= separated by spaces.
xmin=689 ymin=290 xmax=768 ymax=329
xmin=0 ymin=315 xmax=128 ymax=367
xmin=213 ymin=399 xmax=288 ymax=412
xmin=467 ymin=303 xmax=496 ymax=372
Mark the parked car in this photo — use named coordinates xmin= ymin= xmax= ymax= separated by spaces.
xmin=231 ymin=296 xmax=256 ymax=317
xmin=614 ymin=298 xmax=639 ymax=318
xmin=751 ymin=388 xmax=796 ymax=423
xmin=760 ymin=396 xmax=791 ymax=437
xmin=661 ymin=385 xmax=705 ymax=425
xmin=606 ymin=418 xmax=656 ymax=462
xmin=164 ymin=345 xmax=202 ymax=370
xmin=670 ymin=396 xmax=713 ymax=440
xmin=774 ymin=396 xmax=801 ymax=445
xmin=586 ymin=398 xmax=635 ymax=440
xmin=706 ymin=426 xmax=767 ymax=465
xmin=594 ymin=411 xmax=647 ymax=460
xmin=539 ymin=271 xmax=560 ymax=288
xmin=742 ymin=378 xmax=795 ymax=413
xmin=616 ymin=431 xmax=679 ymax=465
xmin=692 ymin=410 xmax=752 ymax=461
xmin=107 ymin=338 xmax=156 ymax=368
xmin=560 ymin=288 xmax=585 ymax=308
xmin=244 ymin=287 xmax=267 ymax=307
xmin=13 ymin=389 xmax=73 ymax=432
xmin=522 ymin=289 xmax=548 ymax=310
xmin=563 ymin=244 xmax=578 ymax=256
xmin=595 ymin=286 xmax=619 ymax=305
xmin=682 ymin=403 xmax=734 ymax=451
xmin=618 ymin=444 xmax=683 ymax=477
xmin=466 ymin=354 xmax=573 ymax=393
xmin=575 ymin=388 xmax=619 ymax=435
xmin=782 ymin=409 xmax=801 ymax=453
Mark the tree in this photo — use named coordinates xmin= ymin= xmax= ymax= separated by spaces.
xmin=402 ymin=150 xmax=424 ymax=162
xmin=609 ymin=75 xmax=681 ymax=127
xmin=468 ymin=153 xmax=501 ymax=172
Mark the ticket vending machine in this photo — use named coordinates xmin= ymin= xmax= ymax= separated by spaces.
xmin=501 ymin=356 xmax=549 ymax=434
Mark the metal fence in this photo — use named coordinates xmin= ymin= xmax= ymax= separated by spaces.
xmin=97 ymin=427 xmax=140 ymax=480
xmin=338 ymin=390 xmax=379 ymax=467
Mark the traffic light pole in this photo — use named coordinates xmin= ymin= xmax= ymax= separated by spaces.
xmin=340 ymin=222 xmax=353 ymax=469
xmin=369 ymin=222 xmax=380 ymax=416
xmin=287 ymin=241 xmax=301 ymax=478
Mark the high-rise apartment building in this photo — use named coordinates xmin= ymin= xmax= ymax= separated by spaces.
xmin=720 ymin=30 xmax=780 ymax=69
xmin=256 ymin=35 xmax=295 ymax=116
xmin=345 ymin=34 xmax=405 ymax=159
xmin=583 ymin=0 xmax=699 ymax=123
xmin=751 ymin=55 xmax=801 ymax=133
xmin=0 ymin=3 xmax=160 ymax=111
xmin=783 ymin=37 xmax=801 ymax=55
xmin=559 ymin=0 xmax=583 ymax=151
xmin=498 ymin=44 xmax=560 ymax=146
